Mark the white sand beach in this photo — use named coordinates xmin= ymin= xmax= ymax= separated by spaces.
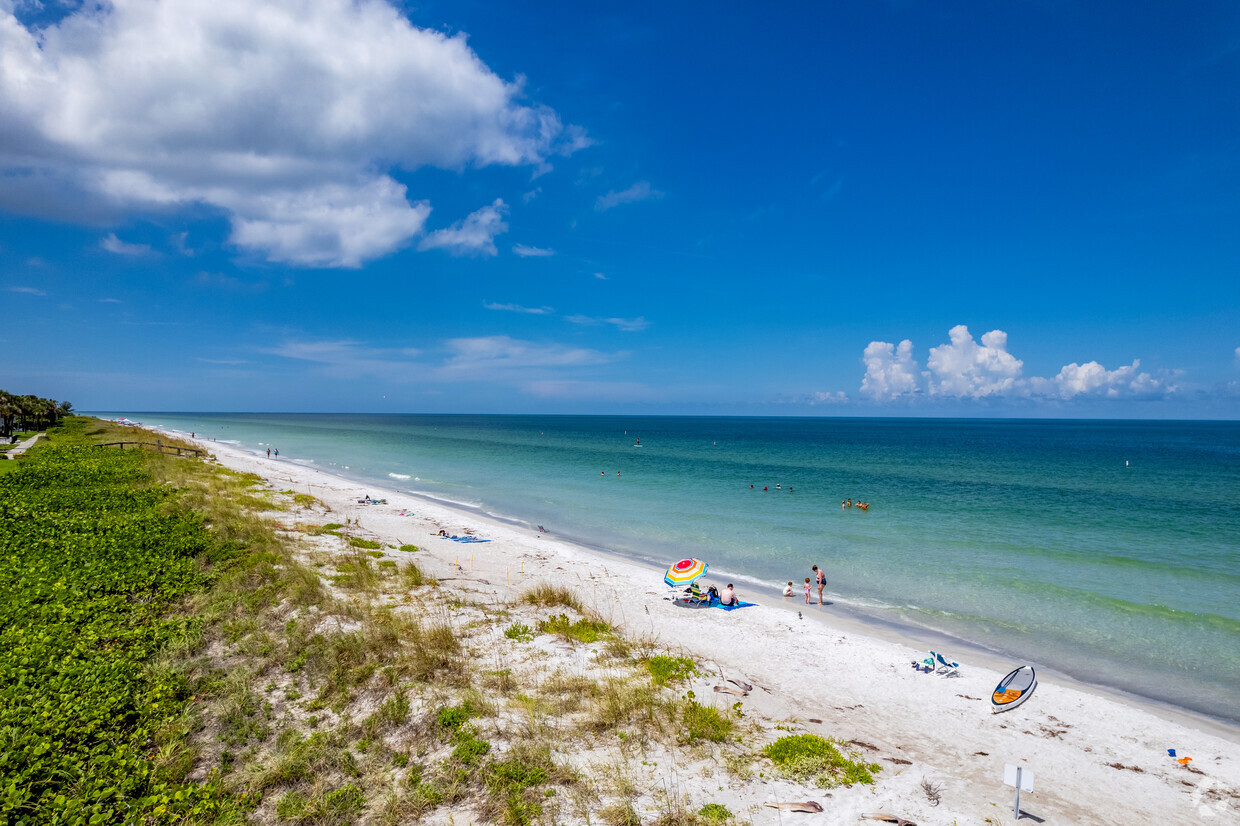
xmin=176 ymin=430 xmax=1240 ymax=824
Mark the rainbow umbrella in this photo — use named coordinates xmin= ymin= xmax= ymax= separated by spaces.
xmin=664 ymin=557 xmax=708 ymax=587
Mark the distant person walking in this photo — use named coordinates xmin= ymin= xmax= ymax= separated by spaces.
xmin=812 ymin=564 xmax=826 ymax=605
xmin=267 ymin=448 xmax=271 ymax=458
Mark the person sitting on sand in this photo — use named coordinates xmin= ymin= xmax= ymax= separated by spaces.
xmin=438 ymin=529 xmax=449 ymax=537
xmin=783 ymin=581 xmax=794 ymax=597
xmin=720 ymin=584 xmax=738 ymax=606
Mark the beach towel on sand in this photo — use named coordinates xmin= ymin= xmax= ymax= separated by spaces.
xmin=711 ymin=599 xmax=755 ymax=611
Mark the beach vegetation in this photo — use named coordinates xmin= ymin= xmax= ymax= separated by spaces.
xmin=683 ymin=700 xmax=733 ymax=743
xmin=523 ymin=582 xmax=585 ymax=612
xmin=400 ymin=560 xmax=432 ymax=587
xmin=763 ymin=733 xmax=882 ymax=787
xmin=698 ymin=802 xmax=734 ymax=822
xmin=647 ymin=654 xmax=698 ymax=686
xmin=539 ymin=612 xmax=612 ymax=643
xmin=399 ymin=543 xmax=421 ymax=553
xmin=348 ymin=536 xmax=383 ymax=549
xmin=505 ymin=621 xmax=535 ymax=641
xmin=305 ymin=522 xmax=345 ymax=536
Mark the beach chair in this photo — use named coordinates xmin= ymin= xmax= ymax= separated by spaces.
xmin=672 ymin=583 xmax=708 ymax=605
xmin=933 ymin=651 xmax=960 ymax=677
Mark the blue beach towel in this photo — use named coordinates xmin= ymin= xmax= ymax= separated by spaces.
xmin=450 ymin=535 xmax=491 ymax=543
xmin=711 ymin=599 xmax=755 ymax=611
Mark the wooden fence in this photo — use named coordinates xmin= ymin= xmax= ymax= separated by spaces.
xmin=96 ymin=441 xmax=205 ymax=458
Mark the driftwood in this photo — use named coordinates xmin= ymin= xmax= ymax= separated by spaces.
xmin=763 ymin=801 xmax=823 ymax=813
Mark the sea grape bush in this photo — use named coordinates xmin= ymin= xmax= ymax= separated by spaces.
xmin=0 ymin=426 xmax=240 ymax=822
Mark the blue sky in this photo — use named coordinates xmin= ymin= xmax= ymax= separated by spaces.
xmin=2 ymin=0 xmax=1238 ymax=417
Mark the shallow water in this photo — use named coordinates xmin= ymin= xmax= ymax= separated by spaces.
xmin=105 ymin=412 xmax=1240 ymax=722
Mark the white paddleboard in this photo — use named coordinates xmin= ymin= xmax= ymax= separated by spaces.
xmin=992 ymin=665 xmax=1037 ymax=713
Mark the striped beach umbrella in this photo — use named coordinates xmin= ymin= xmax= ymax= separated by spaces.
xmin=664 ymin=557 xmax=708 ymax=587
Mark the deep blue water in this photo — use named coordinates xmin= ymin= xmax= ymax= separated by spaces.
xmin=105 ymin=413 xmax=1240 ymax=723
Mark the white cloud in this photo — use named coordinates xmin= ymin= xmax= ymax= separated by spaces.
xmin=565 ymin=314 xmax=650 ymax=332
xmin=418 ymin=199 xmax=508 ymax=257
xmin=99 ymin=297 xmax=122 ymax=303
xmin=595 ymin=181 xmax=664 ymax=211
xmin=484 ymin=302 xmax=553 ymax=315
xmin=100 ymin=233 xmax=151 ymax=256
xmin=512 ymin=243 xmax=554 ymax=257
xmin=440 ymin=336 xmax=617 ymax=375
xmin=926 ymin=325 xmax=1023 ymax=398
xmin=0 ymin=0 xmax=582 ymax=267
xmin=807 ymin=391 xmax=848 ymax=405
xmin=593 ymin=272 xmax=607 ymax=280
xmin=1235 ymin=346 xmax=1240 ymax=362
xmin=1029 ymin=360 xmax=1177 ymax=400
xmin=860 ymin=339 xmax=918 ymax=400
xmin=266 ymin=334 xmax=623 ymax=386
xmin=859 ymin=325 xmax=1178 ymax=404
xmin=8 ymin=285 xmax=46 ymax=296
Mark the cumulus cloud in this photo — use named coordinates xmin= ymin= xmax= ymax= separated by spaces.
xmin=0 ymin=0 xmax=582 ymax=267
xmin=860 ymin=339 xmax=919 ymax=400
xmin=859 ymin=325 xmax=1178 ymax=404
xmin=484 ymin=302 xmax=553 ymax=315
xmin=418 ymin=199 xmax=508 ymax=257
xmin=1028 ymin=360 xmax=1177 ymax=400
xmin=100 ymin=233 xmax=151 ymax=255
xmin=595 ymin=181 xmax=664 ymax=211
xmin=926 ymin=325 xmax=1023 ymax=398
xmin=512 ymin=243 xmax=554 ymax=257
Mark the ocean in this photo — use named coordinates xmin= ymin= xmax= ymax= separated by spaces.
xmin=103 ymin=412 xmax=1240 ymax=724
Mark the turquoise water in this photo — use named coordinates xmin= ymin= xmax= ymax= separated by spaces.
xmin=105 ymin=413 xmax=1240 ymax=723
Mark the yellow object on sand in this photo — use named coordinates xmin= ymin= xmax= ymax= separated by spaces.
xmin=993 ymin=689 xmax=1023 ymax=704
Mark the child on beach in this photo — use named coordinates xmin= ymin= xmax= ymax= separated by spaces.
xmin=804 ymin=577 xmax=811 ymax=603
xmin=783 ymin=581 xmax=794 ymax=597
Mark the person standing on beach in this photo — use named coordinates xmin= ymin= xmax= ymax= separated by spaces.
xmin=812 ymin=564 xmax=826 ymax=605
xmin=804 ymin=577 xmax=811 ymax=603
xmin=267 ymin=448 xmax=271 ymax=458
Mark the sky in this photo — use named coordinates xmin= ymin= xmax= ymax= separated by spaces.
xmin=2 ymin=0 xmax=1238 ymax=418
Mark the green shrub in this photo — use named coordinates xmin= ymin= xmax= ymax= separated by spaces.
xmin=683 ymin=700 xmax=733 ymax=742
xmin=504 ymin=622 xmax=534 ymax=641
xmin=647 ymin=655 xmax=697 ymax=686
xmin=348 ymin=536 xmax=383 ymax=549
xmin=539 ymin=613 xmax=612 ymax=643
xmin=399 ymin=544 xmax=421 ymax=553
xmin=763 ymin=734 xmax=881 ymax=787
xmin=699 ymin=803 xmax=733 ymax=822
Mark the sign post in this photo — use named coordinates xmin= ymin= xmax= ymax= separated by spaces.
xmin=1003 ymin=764 xmax=1034 ymax=820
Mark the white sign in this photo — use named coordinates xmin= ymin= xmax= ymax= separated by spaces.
xmin=1004 ymin=764 xmax=1034 ymax=792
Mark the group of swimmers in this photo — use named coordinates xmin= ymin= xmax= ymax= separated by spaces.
xmin=842 ymin=498 xmax=869 ymax=511
xmin=750 ymin=484 xmax=793 ymax=492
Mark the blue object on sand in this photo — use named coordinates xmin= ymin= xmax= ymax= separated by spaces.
xmin=711 ymin=599 xmax=755 ymax=611
xmin=1168 ymin=749 xmax=1177 ymax=757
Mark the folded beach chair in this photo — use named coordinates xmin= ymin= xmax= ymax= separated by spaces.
xmin=933 ymin=651 xmax=960 ymax=677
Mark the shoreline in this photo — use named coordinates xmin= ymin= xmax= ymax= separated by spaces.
xmin=167 ymin=423 xmax=1240 ymax=739
xmin=138 ymin=423 xmax=1240 ymax=822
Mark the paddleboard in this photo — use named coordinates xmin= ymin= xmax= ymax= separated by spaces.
xmin=992 ymin=665 xmax=1037 ymax=713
